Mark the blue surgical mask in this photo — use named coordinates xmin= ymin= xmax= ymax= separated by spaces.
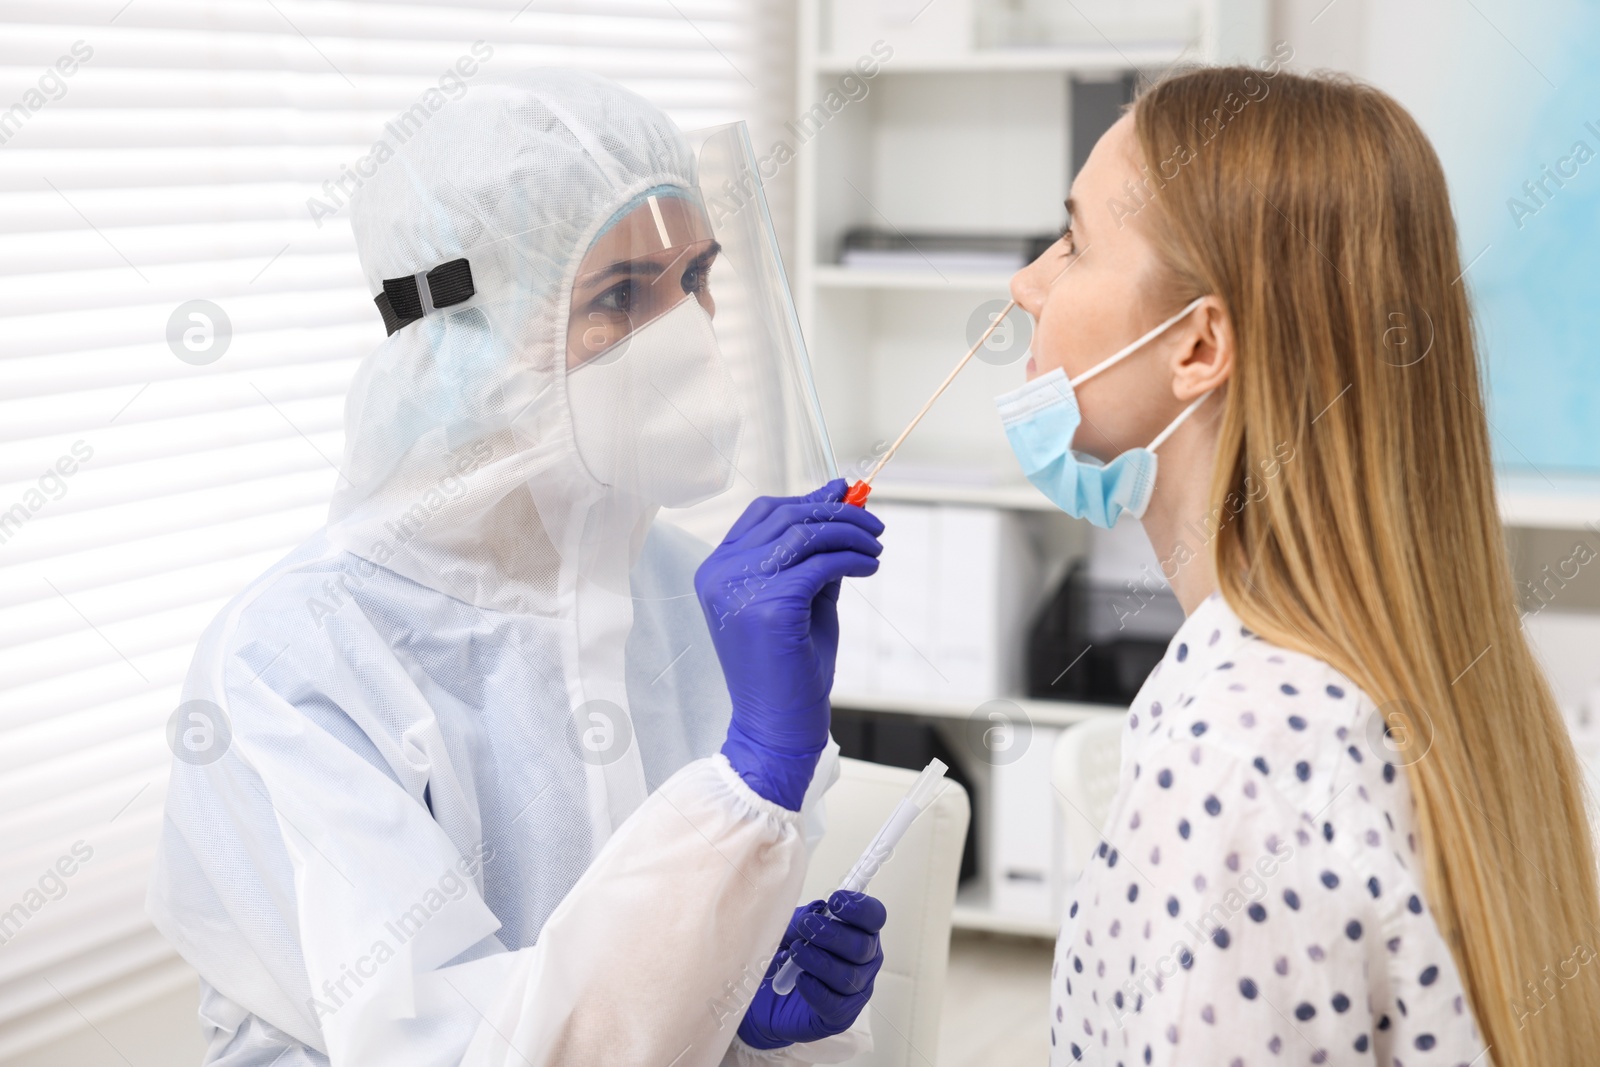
xmin=995 ymin=297 xmax=1210 ymax=528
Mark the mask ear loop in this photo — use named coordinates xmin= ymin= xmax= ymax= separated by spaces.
xmin=1068 ymin=296 xmax=1209 ymax=389
xmin=1148 ymin=389 xmax=1214 ymax=453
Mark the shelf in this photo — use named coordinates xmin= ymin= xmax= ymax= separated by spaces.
xmin=866 ymin=478 xmax=1058 ymax=511
xmin=831 ymin=692 xmax=1125 ymax=729
xmin=850 ymin=470 xmax=1600 ymax=531
xmin=1497 ymin=471 xmax=1600 ymax=530
xmin=814 ymin=45 xmax=1190 ymax=75
xmin=812 ymin=264 xmax=1016 ymax=292
xmin=952 ymin=884 xmax=1060 ymax=938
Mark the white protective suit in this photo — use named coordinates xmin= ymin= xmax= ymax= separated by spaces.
xmin=146 ymin=70 xmax=865 ymax=1066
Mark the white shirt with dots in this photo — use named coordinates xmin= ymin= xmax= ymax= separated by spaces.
xmin=1049 ymin=590 xmax=1489 ymax=1067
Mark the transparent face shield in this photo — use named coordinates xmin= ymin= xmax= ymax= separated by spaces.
xmin=337 ymin=122 xmax=835 ymax=603
xmin=560 ymin=186 xmax=739 ymax=523
xmin=565 ymin=189 xmax=719 ymax=368
xmin=675 ymin=122 xmax=839 ymax=529
xmin=560 ymin=124 xmax=838 ymax=572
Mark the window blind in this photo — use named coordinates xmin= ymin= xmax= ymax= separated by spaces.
xmin=0 ymin=1 xmax=795 ymax=1057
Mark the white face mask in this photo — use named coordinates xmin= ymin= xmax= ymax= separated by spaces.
xmin=566 ymin=296 xmax=745 ymax=508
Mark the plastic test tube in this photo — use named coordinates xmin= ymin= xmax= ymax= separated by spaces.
xmin=770 ymin=757 xmax=949 ymax=997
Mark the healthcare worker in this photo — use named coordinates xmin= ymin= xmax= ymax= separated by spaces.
xmin=998 ymin=66 xmax=1600 ymax=1066
xmin=148 ymin=70 xmax=887 ymax=1066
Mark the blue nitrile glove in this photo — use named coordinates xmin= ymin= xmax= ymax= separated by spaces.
xmin=739 ymin=891 xmax=887 ymax=1050
xmin=695 ymin=478 xmax=884 ymax=810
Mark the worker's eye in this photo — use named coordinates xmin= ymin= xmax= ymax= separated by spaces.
xmin=680 ymin=262 xmax=708 ymax=296
xmin=591 ymin=280 xmax=640 ymax=315
xmin=681 ymin=249 xmax=718 ymax=296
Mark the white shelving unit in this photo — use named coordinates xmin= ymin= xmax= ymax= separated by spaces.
xmin=832 ymin=694 xmax=1119 ymax=729
xmin=865 ymin=478 xmax=1057 ymax=511
xmin=811 ymin=264 xmax=1015 ymax=292
xmin=793 ymin=0 xmax=1274 ymax=494
xmin=950 ymin=884 xmax=1063 ymax=938
xmin=790 ymin=0 xmax=1600 ymax=939
xmin=812 ymin=46 xmax=1188 ymax=75
xmin=867 ymin=470 xmax=1600 ymax=522
xmin=1498 ymin=471 xmax=1600 ymax=531
xmin=792 ymin=0 xmax=1270 ymax=938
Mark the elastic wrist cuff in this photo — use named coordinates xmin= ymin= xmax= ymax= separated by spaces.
xmin=721 ymin=719 xmax=822 ymax=811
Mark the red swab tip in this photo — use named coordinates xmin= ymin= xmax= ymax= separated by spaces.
xmin=844 ymin=481 xmax=872 ymax=508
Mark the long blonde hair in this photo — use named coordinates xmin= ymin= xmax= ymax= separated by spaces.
xmin=1131 ymin=66 xmax=1600 ymax=1064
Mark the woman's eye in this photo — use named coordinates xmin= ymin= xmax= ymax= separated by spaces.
xmin=1059 ymin=224 xmax=1077 ymax=255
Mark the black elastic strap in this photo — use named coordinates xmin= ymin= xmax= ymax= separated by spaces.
xmin=425 ymin=258 xmax=475 ymax=308
xmin=373 ymin=290 xmax=406 ymax=336
xmin=375 ymin=257 xmax=476 ymax=336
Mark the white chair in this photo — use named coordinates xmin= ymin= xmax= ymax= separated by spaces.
xmin=800 ymin=757 xmax=971 ymax=1067
xmin=1050 ymin=714 xmax=1125 ymax=880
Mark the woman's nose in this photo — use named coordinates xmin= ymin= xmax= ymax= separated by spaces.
xmin=1009 ymin=251 xmax=1051 ymax=321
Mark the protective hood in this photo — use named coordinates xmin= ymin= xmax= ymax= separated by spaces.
xmin=334 ymin=68 xmax=691 ymax=613
xmin=147 ymin=69 xmax=840 ymax=1056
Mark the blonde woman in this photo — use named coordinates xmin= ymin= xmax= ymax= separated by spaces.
xmin=994 ymin=66 xmax=1600 ymax=1065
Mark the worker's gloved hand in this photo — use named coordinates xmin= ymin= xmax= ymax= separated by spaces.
xmin=739 ymin=891 xmax=887 ymax=1050
xmin=696 ymin=479 xmax=884 ymax=810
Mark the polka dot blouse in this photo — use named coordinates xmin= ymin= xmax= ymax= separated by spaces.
xmin=1049 ymin=590 xmax=1489 ymax=1066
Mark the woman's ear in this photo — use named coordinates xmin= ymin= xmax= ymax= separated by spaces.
xmin=1172 ymin=296 xmax=1234 ymax=401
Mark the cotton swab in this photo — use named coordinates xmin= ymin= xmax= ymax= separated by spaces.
xmin=843 ymin=299 xmax=1018 ymax=507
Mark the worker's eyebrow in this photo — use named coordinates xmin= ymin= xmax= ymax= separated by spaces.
xmin=686 ymin=240 xmax=721 ymax=267
xmin=576 ymin=239 xmax=721 ymax=290
xmin=577 ymin=259 xmax=664 ymax=286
